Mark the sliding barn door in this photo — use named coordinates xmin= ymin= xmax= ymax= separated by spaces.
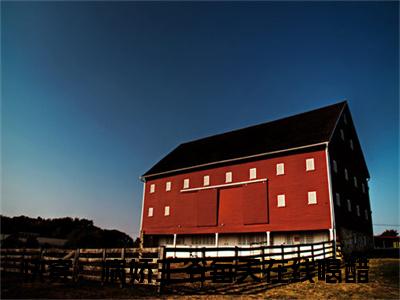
xmin=218 ymin=181 xmax=268 ymax=226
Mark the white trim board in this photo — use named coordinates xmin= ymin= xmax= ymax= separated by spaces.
xmin=180 ymin=178 xmax=268 ymax=193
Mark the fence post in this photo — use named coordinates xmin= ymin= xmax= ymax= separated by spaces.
xmin=323 ymin=242 xmax=326 ymax=259
xmin=311 ymin=244 xmax=314 ymax=262
xmin=333 ymin=239 xmax=337 ymax=259
xmin=281 ymin=245 xmax=284 ymax=261
xmin=121 ymin=248 xmax=125 ymax=260
xmin=297 ymin=245 xmax=301 ymax=259
xmin=40 ymin=248 xmax=45 ymax=278
xmin=21 ymin=248 xmax=26 ymax=273
xmin=4 ymin=249 xmax=8 ymax=273
xmin=73 ymin=249 xmax=80 ymax=282
xmin=157 ymin=246 xmax=166 ymax=295
xmin=234 ymin=246 xmax=239 ymax=276
xmin=261 ymin=246 xmax=265 ymax=274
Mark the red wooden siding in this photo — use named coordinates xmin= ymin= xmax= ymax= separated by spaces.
xmin=242 ymin=181 xmax=268 ymax=225
xmin=174 ymin=192 xmax=197 ymax=227
xmin=196 ymin=189 xmax=218 ymax=227
xmin=141 ymin=149 xmax=331 ymax=235
xmin=219 ymin=187 xmax=243 ymax=226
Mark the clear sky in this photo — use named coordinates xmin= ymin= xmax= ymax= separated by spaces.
xmin=1 ymin=2 xmax=398 ymax=238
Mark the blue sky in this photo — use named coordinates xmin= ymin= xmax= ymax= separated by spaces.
xmin=1 ymin=2 xmax=398 ymax=238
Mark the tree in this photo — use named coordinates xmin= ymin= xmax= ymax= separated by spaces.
xmin=381 ymin=229 xmax=399 ymax=236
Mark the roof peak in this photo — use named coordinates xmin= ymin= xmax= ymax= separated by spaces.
xmin=143 ymin=100 xmax=348 ymax=178
xmin=182 ymin=100 xmax=347 ymax=146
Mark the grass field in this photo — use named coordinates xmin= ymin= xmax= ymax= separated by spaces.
xmin=1 ymin=258 xmax=399 ymax=299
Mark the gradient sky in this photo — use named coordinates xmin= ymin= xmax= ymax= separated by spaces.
xmin=1 ymin=2 xmax=398 ymax=238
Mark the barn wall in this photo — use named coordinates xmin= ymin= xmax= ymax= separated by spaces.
xmin=328 ymin=107 xmax=373 ymax=242
xmin=142 ymin=149 xmax=331 ymax=235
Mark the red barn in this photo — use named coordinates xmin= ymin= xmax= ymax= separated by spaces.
xmin=140 ymin=102 xmax=373 ymax=252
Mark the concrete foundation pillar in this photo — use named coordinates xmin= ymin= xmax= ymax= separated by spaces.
xmin=173 ymin=234 xmax=177 ymax=247
xmin=329 ymin=228 xmax=334 ymax=241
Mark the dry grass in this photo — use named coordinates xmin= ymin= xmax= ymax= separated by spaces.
xmin=1 ymin=259 xmax=399 ymax=299
xmin=261 ymin=258 xmax=399 ymax=299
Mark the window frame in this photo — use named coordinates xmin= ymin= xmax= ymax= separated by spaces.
xmin=333 ymin=160 xmax=338 ymax=173
xmin=249 ymin=168 xmax=257 ymax=180
xmin=164 ymin=206 xmax=170 ymax=216
xmin=225 ymin=172 xmax=232 ymax=183
xmin=308 ymin=191 xmax=317 ymax=205
xmin=148 ymin=207 xmax=154 ymax=217
xmin=306 ymin=158 xmax=315 ymax=171
xmin=183 ymin=178 xmax=190 ymax=189
xmin=347 ymin=199 xmax=351 ymax=212
xmin=276 ymin=163 xmax=285 ymax=176
xmin=335 ymin=192 xmax=341 ymax=206
xmin=277 ymin=194 xmax=286 ymax=207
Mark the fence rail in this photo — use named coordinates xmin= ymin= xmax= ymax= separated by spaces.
xmin=1 ymin=247 xmax=160 ymax=285
xmin=1 ymin=240 xmax=341 ymax=294
xmin=164 ymin=240 xmax=336 ymax=260
xmin=158 ymin=240 xmax=339 ymax=293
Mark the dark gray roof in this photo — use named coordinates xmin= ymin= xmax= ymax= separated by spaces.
xmin=143 ymin=101 xmax=347 ymax=177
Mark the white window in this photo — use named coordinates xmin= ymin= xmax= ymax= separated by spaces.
xmin=333 ymin=160 xmax=338 ymax=173
xmin=225 ymin=172 xmax=232 ymax=183
xmin=356 ymin=205 xmax=360 ymax=216
xmin=276 ymin=163 xmax=285 ymax=175
xmin=148 ymin=207 xmax=154 ymax=217
xmin=308 ymin=191 xmax=317 ymax=204
xmin=354 ymin=176 xmax=358 ymax=188
xmin=277 ymin=194 xmax=286 ymax=207
xmin=347 ymin=199 xmax=351 ymax=212
xmin=362 ymin=183 xmax=366 ymax=193
xmin=165 ymin=181 xmax=171 ymax=191
xmin=203 ymin=175 xmax=210 ymax=186
xmin=150 ymin=184 xmax=155 ymax=193
xmin=306 ymin=158 xmax=315 ymax=171
xmin=335 ymin=192 xmax=341 ymax=206
xmin=183 ymin=178 xmax=190 ymax=189
xmin=249 ymin=168 xmax=257 ymax=179
xmin=365 ymin=209 xmax=369 ymax=220
xmin=340 ymin=129 xmax=345 ymax=140
xmin=164 ymin=206 xmax=170 ymax=216
xmin=344 ymin=168 xmax=349 ymax=181
xmin=350 ymin=139 xmax=354 ymax=150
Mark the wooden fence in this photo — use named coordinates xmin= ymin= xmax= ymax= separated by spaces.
xmin=164 ymin=240 xmax=337 ymax=259
xmin=1 ymin=241 xmax=340 ymax=294
xmin=158 ymin=240 xmax=339 ymax=293
xmin=1 ymin=247 xmax=160 ymax=286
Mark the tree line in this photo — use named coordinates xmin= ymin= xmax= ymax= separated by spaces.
xmin=1 ymin=215 xmax=139 ymax=248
